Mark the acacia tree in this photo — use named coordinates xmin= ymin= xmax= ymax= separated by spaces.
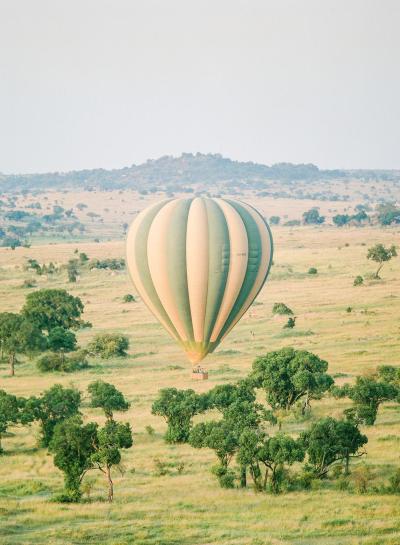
xmin=237 ymin=430 xmax=305 ymax=493
xmin=377 ymin=365 xmax=400 ymax=389
xmin=367 ymin=243 xmax=397 ymax=278
xmin=47 ymin=327 xmax=77 ymax=354
xmin=251 ymin=347 xmax=334 ymax=413
xmin=24 ymin=384 xmax=81 ymax=446
xmin=190 ymin=397 xmax=274 ymax=488
xmin=22 ymin=289 xmax=88 ymax=332
xmin=0 ymin=390 xmax=26 ymax=453
xmin=332 ymin=375 xmax=398 ymax=425
xmin=152 ymin=388 xmax=208 ymax=443
xmin=300 ymin=417 xmax=367 ymax=476
xmin=0 ymin=312 xmax=45 ymax=375
xmin=189 ymin=420 xmax=238 ymax=488
xmin=88 ymin=381 xmax=130 ymax=421
xmin=206 ymin=380 xmax=256 ymax=412
xmin=49 ymin=415 xmax=98 ymax=502
xmin=90 ymin=420 xmax=133 ymax=502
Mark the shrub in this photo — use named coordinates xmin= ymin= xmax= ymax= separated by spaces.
xmin=89 ymin=258 xmax=125 ymax=271
xmin=87 ymin=333 xmax=129 ymax=359
xmin=37 ymin=350 xmax=88 ymax=373
xmin=21 ymin=279 xmax=37 ymax=289
xmin=211 ymin=465 xmax=236 ymax=488
xmin=269 ymin=216 xmax=280 ymax=225
xmin=352 ymin=465 xmax=373 ymax=494
xmin=388 ymin=468 xmax=400 ymax=493
xmin=145 ymin=425 xmax=155 ymax=436
xmin=123 ymin=294 xmax=136 ymax=303
xmin=283 ymin=317 xmax=296 ymax=329
xmin=308 ymin=267 xmax=318 ymax=275
xmin=272 ymin=302 xmax=293 ymax=316
xmin=353 ymin=275 xmax=364 ymax=286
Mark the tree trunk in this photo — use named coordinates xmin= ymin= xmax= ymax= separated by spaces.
xmin=345 ymin=455 xmax=350 ymax=475
xmin=240 ymin=465 xmax=247 ymax=488
xmin=9 ymin=353 xmax=15 ymax=376
xmin=106 ymin=466 xmax=113 ymax=502
xmin=376 ymin=263 xmax=383 ymax=278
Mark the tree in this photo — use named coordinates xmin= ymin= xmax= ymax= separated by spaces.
xmin=302 ymin=208 xmax=325 ymax=225
xmin=283 ymin=317 xmax=296 ymax=329
xmin=190 ymin=397 xmax=274 ymax=488
xmin=87 ymin=333 xmax=129 ymax=359
xmin=237 ymin=430 xmax=305 ymax=493
xmin=251 ymin=347 xmax=334 ymax=414
xmin=300 ymin=417 xmax=367 ymax=477
xmin=272 ymin=302 xmax=293 ymax=316
xmin=377 ymin=365 xmax=400 ymax=388
xmin=88 ymin=381 xmax=130 ymax=421
xmin=0 ymin=312 xmax=45 ymax=375
xmin=22 ymin=289 xmax=87 ymax=332
xmin=376 ymin=203 xmax=400 ymax=226
xmin=79 ymin=252 xmax=89 ymax=264
xmin=24 ymin=384 xmax=81 ymax=446
xmin=333 ymin=214 xmax=350 ymax=227
xmin=152 ymin=388 xmax=208 ymax=443
xmin=47 ymin=327 xmax=77 ymax=353
xmin=90 ymin=420 xmax=133 ymax=502
xmin=367 ymin=243 xmax=397 ymax=278
xmin=332 ymin=375 xmax=398 ymax=425
xmin=49 ymin=415 xmax=98 ymax=502
xmin=207 ymin=381 xmax=256 ymax=412
xmin=190 ymin=420 xmax=238 ymax=474
xmin=269 ymin=216 xmax=280 ymax=225
xmin=0 ymin=390 xmax=24 ymax=453
xmin=67 ymin=259 xmax=79 ymax=283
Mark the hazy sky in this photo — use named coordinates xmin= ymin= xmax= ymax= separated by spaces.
xmin=1 ymin=0 xmax=399 ymax=174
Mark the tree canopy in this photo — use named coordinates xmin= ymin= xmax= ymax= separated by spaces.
xmin=251 ymin=347 xmax=334 ymax=413
xmin=22 ymin=289 xmax=86 ymax=332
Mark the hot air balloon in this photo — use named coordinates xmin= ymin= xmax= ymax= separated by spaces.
xmin=126 ymin=197 xmax=273 ymax=364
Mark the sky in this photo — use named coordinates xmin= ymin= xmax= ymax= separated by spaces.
xmin=0 ymin=0 xmax=399 ymax=174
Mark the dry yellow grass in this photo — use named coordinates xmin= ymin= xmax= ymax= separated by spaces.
xmin=0 ymin=225 xmax=399 ymax=545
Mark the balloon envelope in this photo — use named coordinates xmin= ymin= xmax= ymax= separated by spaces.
xmin=126 ymin=197 xmax=273 ymax=363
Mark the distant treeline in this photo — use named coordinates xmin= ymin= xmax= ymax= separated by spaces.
xmin=1 ymin=152 xmax=399 ymax=192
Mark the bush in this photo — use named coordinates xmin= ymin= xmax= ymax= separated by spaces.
xmin=37 ymin=350 xmax=88 ymax=372
xmin=272 ymin=302 xmax=293 ymax=316
xmin=89 ymin=258 xmax=125 ymax=271
xmin=269 ymin=216 xmax=280 ymax=225
xmin=388 ymin=468 xmax=400 ymax=493
xmin=21 ymin=279 xmax=37 ymax=289
xmin=87 ymin=333 xmax=129 ymax=359
xmin=352 ymin=465 xmax=373 ymax=494
xmin=308 ymin=267 xmax=318 ymax=275
xmin=353 ymin=275 xmax=364 ymax=286
xmin=123 ymin=294 xmax=136 ymax=303
xmin=283 ymin=317 xmax=296 ymax=329
xmin=145 ymin=425 xmax=155 ymax=436
xmin=211 ymin=465 xmax=236 ymax=488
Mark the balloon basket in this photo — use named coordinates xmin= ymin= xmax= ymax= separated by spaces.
xmin=191 ymin=365 xmax=208 ymax=380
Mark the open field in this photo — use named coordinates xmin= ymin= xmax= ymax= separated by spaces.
xmin=1 ymin=187 xmax=374 ymax=243
xmin=0 ymin=225 xmax=399 ymax=545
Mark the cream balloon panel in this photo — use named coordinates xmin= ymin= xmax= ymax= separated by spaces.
xmin=126 ymin=197 xmax=273 ymax=363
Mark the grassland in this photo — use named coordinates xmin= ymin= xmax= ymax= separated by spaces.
xmin=0 ymin=225 xmax=399 ymax=545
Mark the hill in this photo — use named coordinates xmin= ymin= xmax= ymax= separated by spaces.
xmin=2 ymin=152 xmax=399 ymax=193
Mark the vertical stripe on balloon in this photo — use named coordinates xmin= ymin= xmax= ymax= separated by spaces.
xmin=210 ymin=199 xmax=249 ymax=342
xmin=126 ymin=200 xmax=180 ymax=341
xmin=147 ymin=199 xmax=189 ymax=341
xmin=186 ymin=198 xmax=209 ymax=343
